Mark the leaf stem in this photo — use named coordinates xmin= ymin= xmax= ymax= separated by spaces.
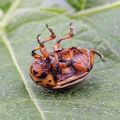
xmin=0 ymin=29 xmax=46 ymax=120
xmin=68 ymin=1 xmax=120 ymax=18
xmin=0 ymin=0 xmax=20 ymax=28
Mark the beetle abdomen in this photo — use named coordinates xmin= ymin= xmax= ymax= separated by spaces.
xmin=52 ymin=47 xmax=91 ymax=83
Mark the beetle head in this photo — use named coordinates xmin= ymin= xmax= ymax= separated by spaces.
xmin=30 ymin=59 xmax=56 ymax=88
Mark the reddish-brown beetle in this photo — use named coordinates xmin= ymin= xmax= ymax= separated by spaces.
xmin=29 ymin=23 xmax=104 ymax=89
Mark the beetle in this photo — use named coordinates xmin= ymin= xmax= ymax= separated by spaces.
xmin=29 ymin=23 xmax=104 ymax=89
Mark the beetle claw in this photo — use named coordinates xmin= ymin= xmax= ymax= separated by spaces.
xmin=100 ymin=55 xmax=106 ymax=62
xmin=37 ymin=34 xmax=43 ymax=45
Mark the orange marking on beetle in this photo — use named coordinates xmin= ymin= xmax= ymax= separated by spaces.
xmin=90 ymin=50 xmax=95 ymax=67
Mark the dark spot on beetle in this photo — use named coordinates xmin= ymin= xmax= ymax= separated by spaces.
xmin=48 ymin=80 xmax=51 ymax=82
xmin=46 ymin=84 xmax=51 ymax=87
xmin=38 ymin=72 xmax=47 ymax=79
xmin=74 ymin=50 xmax=77 ymax=53
xmin=33 ymin=70 xmax=38 ymax=75
xmin=38 ymin=81 xmax=42 ymax=83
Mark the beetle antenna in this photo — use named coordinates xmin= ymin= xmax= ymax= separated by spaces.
xmin=94 ymin=51 xmax=105 ymax=62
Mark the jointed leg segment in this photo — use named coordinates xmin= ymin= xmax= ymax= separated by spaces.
xmin=42 ymin=24 xmax=56 ymax=43
xmin=32 ymin=24 xmax=56 ymax=60
xmin=37 ymin=24 xmax=56 ymax=45
xmin=54 ymin=22 xmax=74 ymax=52
xmin=54 ymin=23 xmax=74 ymax=64
xmin=32 ymin=46 xmax=42 ymax=59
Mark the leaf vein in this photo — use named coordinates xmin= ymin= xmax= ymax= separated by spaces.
xmin=0 ymin=30 xmax=46 ymax=120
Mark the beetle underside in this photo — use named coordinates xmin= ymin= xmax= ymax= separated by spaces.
xmin=52 ymin=48 xmax=90 ymax=89
xmin=30 ymin=23 xmax=104 ymax=89
xmin=30 ymin=47 xmax=94 ymax=89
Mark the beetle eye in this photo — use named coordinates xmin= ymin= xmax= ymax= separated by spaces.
xmin=39 ymin=72 xmax=47 ymax=79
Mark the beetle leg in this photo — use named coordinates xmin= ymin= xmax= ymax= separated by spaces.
xmin=54 ymin=23 xmax=74 ymax=63
xmin=42 ymin=24 xmax=56 ymax=43
xmin=36 ymin=25 xmax=56 ymax=44
xmin=54 ymin=44 xmax=60 ymax=63
xmin=31 ymin=44 xmax=50 ymax=60
xmin=39 ymin=44 xmax=50 ymax=60
xmin=31 ymin=46 xmax=42 ymax=59
xmin=36 ymin=24 xmax=56 ymax=45
xmin=35 ymin=35 xmax=51 ymax=61
xmin=34 ymin=24 xmax=56 ymax=61
xmin=57 ymin=22 xmax=74 ymax=46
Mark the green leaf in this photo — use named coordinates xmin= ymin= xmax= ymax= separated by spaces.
xmin=0 ymin=0 xmax=13 ymax=13
xmin=86 ymin=0 xmax=119 ymax=9
xmin=67 ymin=0 xmax=120 ymax=11
xmin=67 ymin=0 xmax=87 ymax=10
xmin=1 ymin=1 xmax=120 ymax=120
xmin=0 ymin=37 xmax=43 ymax=119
